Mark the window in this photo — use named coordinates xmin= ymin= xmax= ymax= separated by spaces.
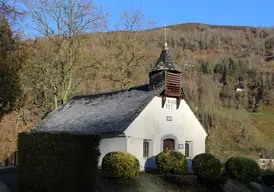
xmin=143 ymin=140 xmax=150 ymax=158
xmin=185 ymin=141 xmax=193 ymax=158
xmin=185 ymin=142 xmax=190 ymax=157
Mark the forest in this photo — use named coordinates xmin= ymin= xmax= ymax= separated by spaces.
xmin=0 ymin=0 xmax=274 ymax=164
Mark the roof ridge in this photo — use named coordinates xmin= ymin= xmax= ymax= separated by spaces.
xmin=71 ymin=84 xmax=150 ymax=101
xmin=72 ymin=89 xmax=127 ymax=100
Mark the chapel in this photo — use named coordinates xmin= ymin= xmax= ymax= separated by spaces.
xmin=34 ymin=42 xmax=207 ymax=170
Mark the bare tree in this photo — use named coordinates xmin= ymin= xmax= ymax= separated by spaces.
xmin=0 ymin=0 xmax=25 ymax=24
xmin=22 ymin=0 xmax=106 ymax=109
xmin=102 ymin=8 xmax=153 ymax=89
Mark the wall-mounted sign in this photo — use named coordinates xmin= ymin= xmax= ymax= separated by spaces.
xmin=178 ymin=144 xmax=184 ymax=149
xmin=166 ymin=116 xmax=172 ymax=121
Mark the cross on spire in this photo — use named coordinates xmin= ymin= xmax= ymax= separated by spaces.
xmin=161 ymin=24 xmax=169 ymax=48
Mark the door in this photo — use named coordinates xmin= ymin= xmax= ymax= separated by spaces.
xmin=163 ymin=139 xmax=175 ymax=151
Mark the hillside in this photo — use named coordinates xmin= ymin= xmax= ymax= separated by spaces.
xmin=1 ymin=22 xmax=274 ymax=164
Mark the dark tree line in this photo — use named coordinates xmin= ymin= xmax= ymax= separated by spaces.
xmin=0 ymin=1 xmax=23 ymax=118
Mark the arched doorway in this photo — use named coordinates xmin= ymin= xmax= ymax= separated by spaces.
xmin=163 ymin=139 xmax=175 ymax=151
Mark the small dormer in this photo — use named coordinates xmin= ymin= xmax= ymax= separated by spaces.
xmin=149 ymin=43 xmax=182 ymax=108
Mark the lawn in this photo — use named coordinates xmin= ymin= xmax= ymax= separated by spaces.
xmin=1 ymin=166 xmax=274 ymax=192
xmin=251 ymin=107 xmax=274 ymax=141
xmin=0 ymin=167 xmax=184 ymax=192
xmin=95 ymin=171 xmax=183 ymax=192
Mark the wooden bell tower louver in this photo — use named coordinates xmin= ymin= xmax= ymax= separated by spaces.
xmin=149 ymin=43 xmax=183 ymax=109
xmin=165 ymin=71 xmax=181 ymax=97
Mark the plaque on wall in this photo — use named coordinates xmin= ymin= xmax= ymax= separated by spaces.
xmin=178 ymin=144 xmax=184 ymax=149
xmin=166 ymin=116 xmax=172 ymax=121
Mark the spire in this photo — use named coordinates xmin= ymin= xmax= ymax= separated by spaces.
xmin=150 ymin=25 xmax=178 ymax=72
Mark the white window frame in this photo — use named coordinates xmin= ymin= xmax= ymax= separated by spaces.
xmin=185 ymin=141 xmax=193 ymax=159
xmin=143 ymin=139 xmax=152 ymax=158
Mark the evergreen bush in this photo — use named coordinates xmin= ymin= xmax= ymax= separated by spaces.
xmin=102 ymin=151 xmax=139 ymax=180
xmin=192 ymin=153 xmax=222 ymax=181
xmin=225 ymin=157 xmax=261 ymax=183
xmin=156 ymin=150 xmax=188 ymax=174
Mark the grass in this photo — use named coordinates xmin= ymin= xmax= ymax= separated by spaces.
xmin=251 ymin=107 xmax=274 ymax=141
xmin=1 ymin=167 xmax=274 ymax=192
xmin=0 ymin=167 xmax=185 ymax=192
xmin=95 ymin=170 xmax=184 ymax=192
xmin=95 ymin=169 xmax=274 ymax=192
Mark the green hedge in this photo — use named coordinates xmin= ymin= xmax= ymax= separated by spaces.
xmin=225 ymin=157 xmax=261 ymax=183
xmin=192 ymin=153 xmax=222 ymax=181
xmin=17 ymin=132 xmax=101 ymax=192
xmin=102 ymin=151 xmax=139 ymax=179
xmin=156 ymin=150 xmax=188 ymax=174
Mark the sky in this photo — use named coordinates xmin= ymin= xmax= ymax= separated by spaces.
xmin=17 ymin=0 xmax=274 ymax=38
xmin=99 ymin=0 xmax=273 ymax=28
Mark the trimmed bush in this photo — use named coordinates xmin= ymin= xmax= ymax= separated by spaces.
xmin=156 ymin=150 xmax=188 ymax=174
xmin=225 ymin=157 xmax=261 ymax=183
xmin=17 ymin=132 xmax=101 ymax=192
xmin=102 ymin=151 xmax=139 ymax=179
xmin=192 ymin=153 xmax=222 ymax=181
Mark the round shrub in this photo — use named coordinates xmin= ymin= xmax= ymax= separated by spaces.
xmin=192 ymin=153 xmax=222 ymax=181
xmin=156 ymin=150 xmax=188 ymax=174
xmin=225 ymin=157 xmax=261 ymax=183
xmin=102 ymin=151 xmax=139 ymax=179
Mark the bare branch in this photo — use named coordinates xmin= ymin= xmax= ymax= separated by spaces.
xmin=22 ymin=0 xmax=107 ymax=109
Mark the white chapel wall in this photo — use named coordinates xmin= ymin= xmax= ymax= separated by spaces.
xmin=125 ymin=96 xmax=207 ymax=170
xmin=98 ymin=137 xmax=127 ymax=166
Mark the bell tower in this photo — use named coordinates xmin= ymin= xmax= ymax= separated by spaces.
xmin=149 ymin=42 xmax=183 ymax=109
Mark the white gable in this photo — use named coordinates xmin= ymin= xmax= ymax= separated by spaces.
xmin=123 ymin=96 xmax=207 ymax=170
xmin=125 ymin=96 xmax=207 ymax=138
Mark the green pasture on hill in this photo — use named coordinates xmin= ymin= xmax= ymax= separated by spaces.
xmin=251 ymin=108 xmax=274 ymax=141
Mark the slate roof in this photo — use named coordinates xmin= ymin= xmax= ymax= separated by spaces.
xmin=151 ymin=44 xmax=180 ymax=72
xmin=34 ymin=84 xmax=164 ymax=136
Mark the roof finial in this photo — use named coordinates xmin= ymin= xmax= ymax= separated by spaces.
xmin=162 ymin=24 xmax=169 ymax=49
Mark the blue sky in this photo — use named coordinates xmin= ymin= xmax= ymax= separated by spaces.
xmin=19 ymin=0 xmax=273 ymax=38
xmin=99 ymin=0 xmax=273 ymax=28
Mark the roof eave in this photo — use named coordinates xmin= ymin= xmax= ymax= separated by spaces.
xmin=100 ymin=132 xmax=126 ymax=138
